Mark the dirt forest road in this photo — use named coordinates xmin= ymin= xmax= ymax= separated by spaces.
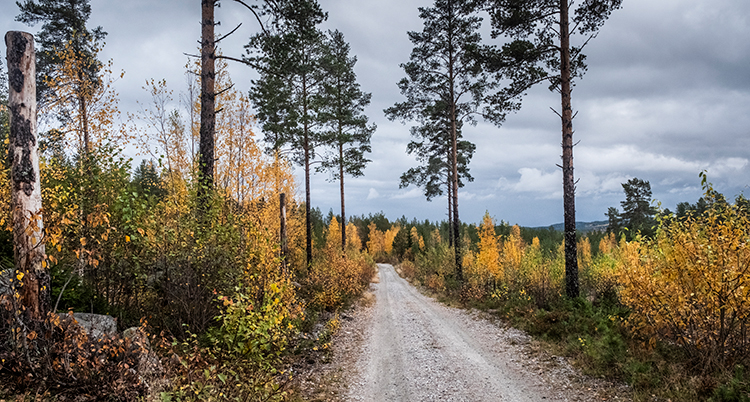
xmin=343 ymin=263 xmax=626 ymax=402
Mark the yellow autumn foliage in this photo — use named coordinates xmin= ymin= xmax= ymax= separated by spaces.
xmin=502 ymin=224 xmax=524 ymax=273
xmin=345 ymin=222 xmax=362 ymax=252
xmin=326 ymin=217 xmax=342 ymax=250
xmin=598 ymin=232 xmax=617 ymax=255
xmin=384 ymin=225 xmax=400 ymax=255
xmin=44 ymin=37 xmax=130 ymax=152
xmin=476 ymin=212 xmax=502 ymax=281
xmin=307 ymin=218 xmax=375 ymax=310
xmin=578 ymin=237 xmax=592 ymax=270
xmin=366 ymin=222 xmax=386 ymax=256
xmin=618 ymin=196 xmax=750 ymax=368
xmin=411 ymin=227 xmax=425 ymax=252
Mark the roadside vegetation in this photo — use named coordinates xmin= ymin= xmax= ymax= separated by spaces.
xmin=2 ymin=0 xmax=747 ymax=400
xmin=0 ymin=144 xmax=376 ymax=401
xmin=386 ymin=177 xmax=750 ymax=402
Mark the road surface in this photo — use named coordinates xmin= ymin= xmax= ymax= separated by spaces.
xmin=345 ymin=263 xmax=621 ymax=401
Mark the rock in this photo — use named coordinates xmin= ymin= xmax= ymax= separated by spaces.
xmin=62 ymin=312 xmax=118 ymax=338
xmin=123 ymin=326 xmax=151 ymax=349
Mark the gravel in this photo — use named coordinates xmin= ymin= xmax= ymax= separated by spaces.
xmin=303 ymin=263 xmax=631 ymax=401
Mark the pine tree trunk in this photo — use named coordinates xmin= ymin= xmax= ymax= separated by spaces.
xmin=6 ymin=31 xmax=49 ymax=321
xmin=303 ymin=78 xmax=313 ymax=267
xmin=450 ymin=111 xmax=462 ymax=282
xmin=559 ymin=0 xmax=579 ymax=298
xmin=304 ymin=136 xmax=312 ymax=266
xmin=199 ymin=0 xmax=216 ymax=198
xmin=447 ymin=160 xmax=453 ymax=248
xmin=280 ymin=192 xmax=288 ymax=275
xmin=339 ymin=141 xmax=346 ymax=251
xmin=448 ymin=22 xmax=462 ymax=282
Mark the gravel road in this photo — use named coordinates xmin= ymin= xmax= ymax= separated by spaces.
xmin=344 ymin=263 xmax=627 ymax=402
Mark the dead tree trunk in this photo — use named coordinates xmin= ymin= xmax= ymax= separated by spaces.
xmin=559 ymin=0 xmax=579 ymax=298
xmin=6 ymin=31 xmax=49 ymax=321
xmin=199 ymin=0 xmax=217 ymax=201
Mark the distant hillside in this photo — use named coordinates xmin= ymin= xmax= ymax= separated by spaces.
xmin=535 ymin=220 xmax=608 ymax=233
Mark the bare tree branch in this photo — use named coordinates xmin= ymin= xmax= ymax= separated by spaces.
xmin=232 ymin=0 xmax=270 ymax=36
xmin=216 ymin=23 xmax=243 ymax=43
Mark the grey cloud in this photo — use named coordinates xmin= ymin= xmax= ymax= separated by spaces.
xmin=1 ymin=0 xmax=748 ymax=227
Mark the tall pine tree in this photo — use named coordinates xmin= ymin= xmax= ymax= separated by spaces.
xmin=247 ymin=0 xmax=328 ymax=266
xmin=385 ymin=0 xmax=502 ymax=281
xmin=318 ymin=30 xmax=374 ymax=250
xmin=478 ymin=0 xmax=622 ymax=297
xmin=398 ymin=101 xmax=475 ymax=248
xmin=15 ymin=0 xmax=106 ymax=115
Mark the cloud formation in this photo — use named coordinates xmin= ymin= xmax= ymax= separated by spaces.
xmin=1 ymin=0 xmax=747 ymax=226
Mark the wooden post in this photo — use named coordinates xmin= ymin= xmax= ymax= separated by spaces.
xmin=279 ymin=193 xmax=288 ymax=275
xmin=6 ymin=31 xmax=49 ymax=321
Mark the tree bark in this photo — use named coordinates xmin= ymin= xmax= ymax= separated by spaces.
xmin=199 ymin=0 xmax=216 ymax=197
xmin=448 ymin=11 xmax=462 ymax=282
xmin=450 ymin=110 xmax=462 ymax=282
xmin=76 ymin=58 xmax=90 ymax=154
xmin=78 ymin=92 xmax=89 ymax=152
xmin=339 ymin=141 xmax=346 ymax=251
xmin=280 ymin=192 xmax=288 ymax=275
xmin=559 ymin=0 xmax=579 ymax=298
xmin=302 ymin=77 xmax=313 ymax=267
xmin=447 ymin=163 xmax=453 ymax=248
xmin=6 ymin=31 xmax=49 ymax=321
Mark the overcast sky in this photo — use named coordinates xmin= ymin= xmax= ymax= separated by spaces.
xmin=2 ymin=0 xmax=749 ymax=227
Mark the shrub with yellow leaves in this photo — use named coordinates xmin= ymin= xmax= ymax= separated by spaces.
xmin=476 ymin=212 xmax=502 ymax=283
xmin=305 ymin=218 xmax=376 ymax=311
xmin=345 ymin=222 xmax=362 ymax=253
xmin=502 ymin=225 xmax=524 ymax=277
xmin=618 ymin=178 xmax=750 ymax=369
xmin=366 ymin=222 xmax=387 ymax=260
xmin=384 ymin=225 xmax=400 ymax=255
